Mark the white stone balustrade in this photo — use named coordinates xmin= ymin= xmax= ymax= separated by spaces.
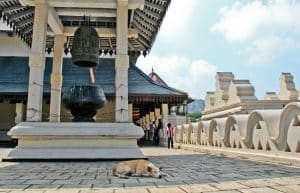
xmin=200 ymin=120 xmax=210 ymax=146
xmin=229 ymin=115 xmax=250 ymax=149
xmin=174 ymin=125 xmax=183 ymax=144
xmin=182 ymin=124 xmax=192 ymax=144
xmin=214 ymin=118 xmax=228 ymax=147
xmin=176 ymin=72 xmax=300 ymax=162
xmin=174 ymin=102 xmax=300 ymax=154
xmin=190 ymin=122 xmax=201 ymax=145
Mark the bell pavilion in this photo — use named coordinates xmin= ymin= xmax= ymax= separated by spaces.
xmin=0 ymin=0 xmax=188 ymax=160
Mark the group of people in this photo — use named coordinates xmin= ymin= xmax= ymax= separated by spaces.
xmin=149 ymin=119 xmax=162 ymax=145
xmin=148 ymin=119 xmax=175 ymax=149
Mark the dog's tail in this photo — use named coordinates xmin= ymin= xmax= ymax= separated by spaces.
xmin=112 ymin=165 xmax=117 ymax=176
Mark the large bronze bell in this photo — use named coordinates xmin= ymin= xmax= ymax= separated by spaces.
xmin=62 ymin=85 xmax=106 ymax=122
xmin=71 ymin=20 xmax=99 ymax=67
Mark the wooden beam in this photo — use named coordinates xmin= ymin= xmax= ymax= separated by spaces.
xmin=144 ymin=0 xmax=164 ymax=12
xmin=135 ymin=9 xmax=158 ymax=26
xmin=19 ymin=0 xmax=145 ymax=9
xmin=132 ymin=20 xmax=151 ymax=41
xmin=9 ymin=8 xmax=34 ymax=20
xmin=56 ymin=8 xmax=116 ymax=17
xmin=52 ymin=27 xmax=138 ymax=38
xmin=135 ymin=13 xmax=155 ymax=32
xmin=16 ymin=17 xmax=33 ymax=27
xmin=18 ymin=1 xmax=63 ymax=34
xmin=48 ymin=6 xmax=63 ymax=34
xmin=2 ymin=5 xmax=25 ymax=13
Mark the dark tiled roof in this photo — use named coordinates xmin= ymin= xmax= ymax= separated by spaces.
xmin=0 ymin=57 xmax=187 ymax=102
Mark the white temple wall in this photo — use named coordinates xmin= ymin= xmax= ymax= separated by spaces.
xmin=0 ymin=101 xmax=16 ymax=141
xmin=59 ymin=99 xmax=116 ymax=122
xmin=95 ymin=100 xmax=116 ymax=122
xmin=0 ymin=33 xmax=30 ymax=56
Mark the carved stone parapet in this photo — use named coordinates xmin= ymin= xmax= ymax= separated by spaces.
xmin=278 ymin=73 xmax=298 ymax=100
xmin=228 ymin=79 xmax=257 ymax=104
xmin=215 ymin=72 xmax=235 ymax=107
xmin=264 ymin=92 xmax=279 ymax=100
xmin=204 ymin=92 xmax=215 ymax=111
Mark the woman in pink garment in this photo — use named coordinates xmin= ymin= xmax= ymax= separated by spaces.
xmin=166 ymin=123 xmax=174 ymax=149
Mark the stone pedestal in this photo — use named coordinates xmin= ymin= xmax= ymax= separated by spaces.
xmin=4 ymin=122 xmax=145 ymax=161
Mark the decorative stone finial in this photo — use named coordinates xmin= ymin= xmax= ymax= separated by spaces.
xmin=278 ymin=73 xmax=298 ymax=100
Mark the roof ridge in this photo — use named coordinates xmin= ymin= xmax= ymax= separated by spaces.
xmin=131 ymin=64 xmax=188 ymax=95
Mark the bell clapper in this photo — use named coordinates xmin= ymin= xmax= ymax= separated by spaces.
xmin=89 ymin=67 xmax=96 ymax=84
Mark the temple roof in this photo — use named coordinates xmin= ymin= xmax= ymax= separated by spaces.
xmin=0 ymin=0 xmax=170 ymax=59
xmin=0 ymin=57 xmax=188 ymax=103
xmin=148 ymin=68 xmax=168 ymax=86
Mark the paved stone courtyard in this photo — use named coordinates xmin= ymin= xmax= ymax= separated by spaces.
xmin=0 ymin=147 xmax=300 ymax=193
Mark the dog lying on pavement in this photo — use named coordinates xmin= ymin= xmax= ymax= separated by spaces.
xmin=112 ymin=159 xmax=167 ymax=179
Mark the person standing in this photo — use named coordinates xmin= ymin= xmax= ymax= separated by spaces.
xmin=149 ymin=121 xmax=156 ymax=142
xmin=166 ymin=123 xmax=174 ymax=149
xmin=153 ymin=119 xmax=160 ymax=145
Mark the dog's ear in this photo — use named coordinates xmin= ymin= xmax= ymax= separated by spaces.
xmin=147 ymin=166 xmax=152 ymax=173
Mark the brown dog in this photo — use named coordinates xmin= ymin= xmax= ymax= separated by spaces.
xmin=112 ymin=159 xmax=167 ymax=179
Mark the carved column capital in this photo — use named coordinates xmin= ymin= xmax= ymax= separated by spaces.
xmin=28 ymin=52 xmax=45 ymax=68
xmin=50 ymin=73 xmax=62 ymax=88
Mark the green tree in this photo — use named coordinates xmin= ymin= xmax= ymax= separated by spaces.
xmin=188 ymin=112 xmax=202 ymax=123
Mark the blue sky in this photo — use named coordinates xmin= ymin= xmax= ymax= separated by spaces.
xmin=136 ymin=0 xmax=300 ymax=99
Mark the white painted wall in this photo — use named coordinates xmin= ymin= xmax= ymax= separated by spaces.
xmin=0 ymin=32 xmax=30 ymax=56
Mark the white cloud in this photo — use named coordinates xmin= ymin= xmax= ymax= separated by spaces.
xmin=159 ymin=0 xmax=198 ymax=39
xmin=136 ymin=55 xmax=217 ymax=99
xmin=212 ymin=0 xmax=300 ymax=65
xmin=248 ymin=35 xmax=300 ymax=64
xmin=211 ymin=0 xmax=300 ymax=41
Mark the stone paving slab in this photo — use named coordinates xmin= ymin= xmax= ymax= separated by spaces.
xmin=272 ymin=184 xmax=300 ymax=193
xmin=0 ymin=147 xmax=300 ymax=193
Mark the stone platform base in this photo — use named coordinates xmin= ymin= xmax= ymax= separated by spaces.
xmin=3 ymin=122 xmax=145 ymax=161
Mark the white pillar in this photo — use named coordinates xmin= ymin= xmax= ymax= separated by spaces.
xmin=161 ymin=103 xmax=169 ymax=145
xmin=155 ymin=108 xmax=161 ymax=120
xmin=49 ymin=34 xmax=64 ymax=122
xmin=15 ymin=103 xmax=24 ymax=124
xmin=115 ymin=0 xmax=129 ymax=122
xmin=145 ymin=114 xmax=150 ymax=140
xmin=26 ymin=1 xmax=48 ymax=121
xmin=142 ymin=116 xmax=146 ymax=129
xmin=162 ymin=104 xmax=169 ymax=127
xmin=150 ymin=112 xmax=155 ymax=123
xmin=128 ymin=103 xmax=133 ymax=122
